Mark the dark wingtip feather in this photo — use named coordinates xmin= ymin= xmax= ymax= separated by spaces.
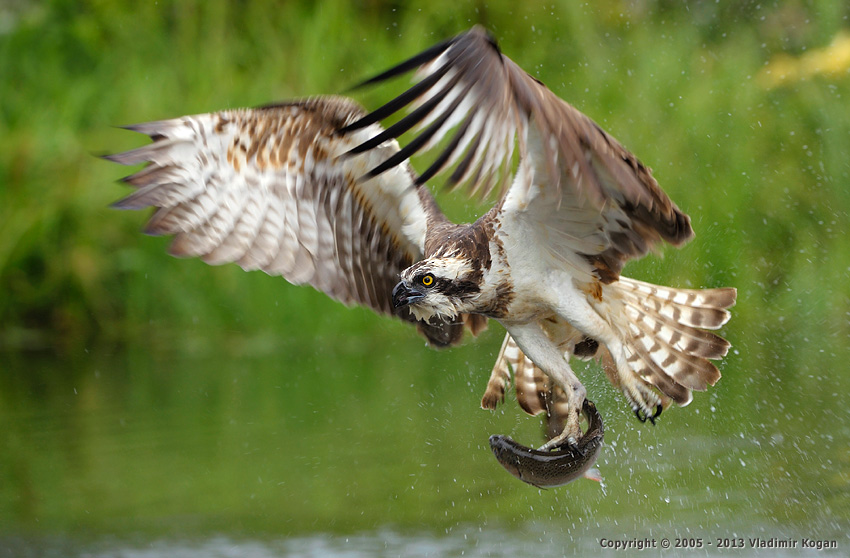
xmin=100 ymin=152 xmax=131 ymax=164
xmin=113 ymin=123 xmax=155 ymax=138
xmin=109 ymin=197 xmax=140 ymax=210
xmin=94 ymin=151 xmax=120 ymax=162
xmin=343 ymin=35 xmax=456 ymax=94
xmin=107 ymin=124 xmax=144 ymax=133
xmin=360 ymin=106 xmax=453 ymax=180
xmin=340 ymin=60 xmax=454 ymax=135
xmin=471 ymin=25 xmax=502 ymax=55
xmin=115 ymin=121 xmax=173 ymax=141
xmin=110 ymin=184 xmax=157 ymax=210
xmin=414 ymin=114 xmax=474 ymax=187
xmin=101 ymin=149 xmax=145 ymax=166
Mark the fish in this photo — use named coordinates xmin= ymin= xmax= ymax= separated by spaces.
xmin=489 ymin=399 xmax=604 ymax=488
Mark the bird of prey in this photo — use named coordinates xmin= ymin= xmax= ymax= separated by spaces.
xmin=107 ymin=27 xmax=736 ymax=450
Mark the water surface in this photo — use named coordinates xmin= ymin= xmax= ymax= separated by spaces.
xmin=1 ymin=324 xmax=847 ymax=556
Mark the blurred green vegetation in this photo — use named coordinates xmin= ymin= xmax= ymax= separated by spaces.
xmin=1 ymin=0 xmax=848 ymax=359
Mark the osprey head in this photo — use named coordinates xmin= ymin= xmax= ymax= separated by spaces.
xmin=392 ymin=257 xmax=481 ymax=321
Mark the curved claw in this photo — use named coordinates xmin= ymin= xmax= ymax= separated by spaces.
xmin=649 ymin=404 xmax=663 ymax=425
xmin=634 ymin=404 xmax=664 ymax=425
xmin=538 ymin=431 xmax=578 ymax=452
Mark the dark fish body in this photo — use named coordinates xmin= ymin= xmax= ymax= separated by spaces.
xmin=489 ymin=399 xmax=604 ymax=488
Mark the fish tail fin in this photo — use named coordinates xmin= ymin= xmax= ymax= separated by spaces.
xmin=583 ymin=467 xmax=603 ymax=482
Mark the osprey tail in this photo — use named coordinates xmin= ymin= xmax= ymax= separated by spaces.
xmin=601 ymin=277 xmax=737 ymax=411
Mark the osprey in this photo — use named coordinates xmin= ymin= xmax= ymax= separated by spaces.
xmin=108 ymin=27 xmax=736 ymax=450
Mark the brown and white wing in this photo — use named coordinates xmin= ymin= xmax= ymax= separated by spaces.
xmin=342 ymin=26 xmax=693 ymax=282
xmin=107 ymin=96 xmax=475 ymax=344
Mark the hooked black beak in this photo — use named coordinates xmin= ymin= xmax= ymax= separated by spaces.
xmin=392 ymin=281 xmax=425 ymax=308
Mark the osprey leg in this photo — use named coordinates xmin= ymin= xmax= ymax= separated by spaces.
xmin=503 ymin=321 xmax=586 ymax=449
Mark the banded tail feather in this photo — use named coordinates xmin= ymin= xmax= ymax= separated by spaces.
xmin=482 ymin=332 xmax=548 ymax=416
xmin=603 ymin=277 xmax=736 ymax=410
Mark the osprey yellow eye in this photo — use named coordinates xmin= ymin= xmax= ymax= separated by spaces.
xmin=421 ymin=274 xmax=434 ymax=287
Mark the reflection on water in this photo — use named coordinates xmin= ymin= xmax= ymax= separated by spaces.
xmin=1 ymin=326 xmax=849 ymax=556
xmin=2 ymin=527 xmax=848 ymax=557
xmin=4 ymin=529 xmax=594 ymax=558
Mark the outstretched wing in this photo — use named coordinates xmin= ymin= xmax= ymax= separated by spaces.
xmin=342 ymin=26 xmax=693 ymax=282
xmin=107 ymin=96 xmax=476 ymax=345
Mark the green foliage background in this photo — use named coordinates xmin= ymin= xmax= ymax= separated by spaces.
xmin=1 ymin=0 xmax=849 ymax=547
xmin=1 ymin=0 xmax=847 ymax=356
